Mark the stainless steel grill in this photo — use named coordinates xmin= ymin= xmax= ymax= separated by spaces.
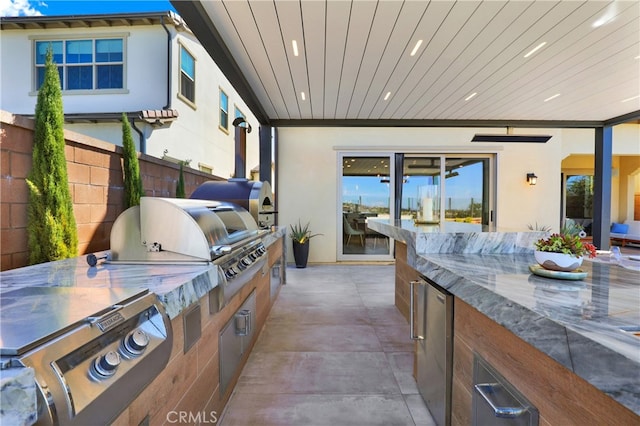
xmin=0 ymin=287 xmax=172 ymax=425
xmin=108 ymin=196 xmax=268 ymax=305
xmin=1 ymin=197 xmax=271 ymax=425
xmin=109 ymin=197 xmax=263 ymax=263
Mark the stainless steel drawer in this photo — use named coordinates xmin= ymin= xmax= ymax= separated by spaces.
xmin=472 ymin=355 xmax=539 ymax=426
xmin=219 ymin=290 xmax=257 ymax=396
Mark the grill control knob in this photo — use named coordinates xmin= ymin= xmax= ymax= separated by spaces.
xmin=92 ymin=351 xmax=121 ymax=378
xmin=122 ymin=329 xmax=150 ymax=356
xmin=241 ymin=257 xmax=252 ymax=266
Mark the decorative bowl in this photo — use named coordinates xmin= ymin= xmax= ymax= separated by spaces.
xmin=534 ymin=250 xmax=583 ymax=272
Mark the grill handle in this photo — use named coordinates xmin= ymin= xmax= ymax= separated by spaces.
xmin=210 ymin=245 xmax=232 ymax=257
xmin=474 ymin=383 xmax=529 ymax=418
xmin=409 ymin=280 xmax=426 ymax=340
xmin=235 ymin=309 xmax=252 ymax=336
xmin=87 ymin=251 xmax=111 ymax=267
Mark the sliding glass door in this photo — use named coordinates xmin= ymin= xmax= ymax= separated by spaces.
xmin=401 ymin=155 xmax=493 ymax=228
xmin=338 ymin=152 xmax=494 ymax=261
xmin=339 ymin=154 xmax=393 ymax=261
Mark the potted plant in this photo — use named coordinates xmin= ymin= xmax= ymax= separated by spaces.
xmin=534 ymin=229 xmax=596 ymax=272
xmin=290 ymin=221 xmax=322 ymax=268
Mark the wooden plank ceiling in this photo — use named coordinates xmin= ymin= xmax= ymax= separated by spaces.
xmin=174 ymin=0 xmax=640 ymax=126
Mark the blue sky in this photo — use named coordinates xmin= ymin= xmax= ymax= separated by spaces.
xmin=0 ymin=0 xmax=175 ymax=17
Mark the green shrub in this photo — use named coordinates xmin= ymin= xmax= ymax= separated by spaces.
xmin=121 ymin=113 xmax=142 ymax=208
xmin=176 ymin=162 xmax=186 ymax=198
xmin=26 ymin=48 xmax=78 ymax=264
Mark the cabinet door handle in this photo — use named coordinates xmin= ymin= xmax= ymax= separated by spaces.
xmin=235 ymin=309 xmax=252 ymax=336
xmin=474 ymin=383 xmax=528 ymax=418
xmin=409 ymin=280 xmax=425 ymax=341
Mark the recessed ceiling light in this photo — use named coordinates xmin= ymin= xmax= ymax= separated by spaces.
xmin=593 ymin=3 xmax=617 ymax=28
xmin=384 ymin=92 xmax=391 ymax=101
xmin=300 ymin=92 xmax=306 ymax=101
xmin=292 ymin=40 xmax=299 ymax=56
xmin=544 ymin=93 xmax=560 ymax=102
xmin=524 ymin=42 xmax=546 ymax=58
xmin=621 ymin=95 xmax=640 ymax=103
xmin=465 ymin=92 xmax=477 ymax=101
xmin=410 ymin=40 xmax=423 ymax=56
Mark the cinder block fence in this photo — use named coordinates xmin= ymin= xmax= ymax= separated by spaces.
xmin=1 ymin=110 xmax=217 ymax=271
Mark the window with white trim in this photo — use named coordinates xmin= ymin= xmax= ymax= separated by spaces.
xmin=35 ymin=38 xmax=124 ymax=91
xmin=219 ymin=88 xmax=229 ymax=132
xmin=235 ymin=106 xmax=245 ymax=121
xmin=179 ymin=45 xmax=195 ymax=104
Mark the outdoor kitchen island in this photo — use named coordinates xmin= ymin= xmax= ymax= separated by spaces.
xmin=367 ymin=219 xmax=640 ymax=425
xmin=0 ymin=228 xmax=285 ymax=426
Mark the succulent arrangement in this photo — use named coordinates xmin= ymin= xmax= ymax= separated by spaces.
xmin=534 ymin=233 xmax=596 ymax=258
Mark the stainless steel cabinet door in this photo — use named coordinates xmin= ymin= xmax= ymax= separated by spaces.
xmin=411 ymin=279 xmax=453 ymax=426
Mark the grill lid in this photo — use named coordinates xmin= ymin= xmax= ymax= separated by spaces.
xmin=190 ymin=179 xmax=275 ymax=229
xmin=0 ymin=286 xmax=148 ymax=356
xmin=110 ymin=197 xmax=260 ymax=263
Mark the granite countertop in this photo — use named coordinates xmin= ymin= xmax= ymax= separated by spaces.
xmin=0 ymin=228 xmax=286 ymax=426
xmin=0 ymin=227 xmax=286 ymax=320
xmin=367 ymin=219 xmax=640 ymax=416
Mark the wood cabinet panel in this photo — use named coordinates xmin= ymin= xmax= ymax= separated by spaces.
xmin=453 ymin=299 xmax=638 ymax=425
xmin=115 ymin=237 xmax=284 ymax=425
xmin=268 ymin=238 xmax=283 ymax=267
xmin=395 ymin=242 xmax=420 ymax=323
xmin=127 ymin=334 xmax=199 ymax=425
xmin=451 ymin=333 xmax=473 ymax=426
xmin=256 ymin=266 xmax=271 ymax=332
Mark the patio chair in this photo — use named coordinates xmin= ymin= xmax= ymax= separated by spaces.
xmin=343 ymin=214 xmax=365 ymax=246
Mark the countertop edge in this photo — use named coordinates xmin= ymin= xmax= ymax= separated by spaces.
xmin=414 ymin=254 xmax=640 ymax=415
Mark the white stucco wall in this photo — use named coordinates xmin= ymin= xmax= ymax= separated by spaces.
xmin=277 ymin=127 xmax=564 ymax=263
xmin=149 ymin=30 xmax=260 ymax=179
xmin=277 ymin=125 xmax=639 ymax=264
xmin=0 ymin=21 xmax=259 ymax=180
xmin=560 ymin=125 xmax=640 ymax=157
xmin=0 ymin=26 xmax=168 ymax=113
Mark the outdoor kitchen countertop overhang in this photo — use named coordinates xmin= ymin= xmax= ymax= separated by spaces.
xmin=367 ymin=218 xmax=640 ymax=416
xmin=0 ymin=227 xmax=286 ymax=426
xmin=0 ymin=227 xmax=286 ymax=320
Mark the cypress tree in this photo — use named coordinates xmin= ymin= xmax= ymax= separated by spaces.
xmin=26 ymin=48 xmax=78 ymax=264
xmin=121 ymin=112 xmax=142 ymax=208
xmin=176 ymin=162 xmax=186 ymax=198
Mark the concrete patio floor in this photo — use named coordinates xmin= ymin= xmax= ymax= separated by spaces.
xmin=219 ymin=263 xmax=435 ymax=426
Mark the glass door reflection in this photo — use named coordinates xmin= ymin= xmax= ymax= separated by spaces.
xmin=402 ymin=156 xmax=491 ymax=228
xmin=402 ymin=157 xmax=442 ymax=223
xmin=340 ymin=155 xmax=392 ymax=260
xmin=443 ymin=158 xmax=490 ymax=226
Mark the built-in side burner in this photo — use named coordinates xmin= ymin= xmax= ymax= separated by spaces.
xmin=0 ymin=286 xmax=172 ymax=425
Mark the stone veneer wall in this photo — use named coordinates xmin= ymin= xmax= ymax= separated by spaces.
xmin=1 ymin=110 xmax=219 ymax=271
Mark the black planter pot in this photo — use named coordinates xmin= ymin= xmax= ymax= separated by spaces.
xmin=292 ymin=240 xmax=310 ymax=268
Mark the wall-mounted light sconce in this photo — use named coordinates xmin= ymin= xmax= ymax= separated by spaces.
xmin=526 ymin=173 xmax=537 ymax=185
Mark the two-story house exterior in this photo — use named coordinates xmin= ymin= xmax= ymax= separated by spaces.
xmin=0 ymin=11 xmax=260 ymax=179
